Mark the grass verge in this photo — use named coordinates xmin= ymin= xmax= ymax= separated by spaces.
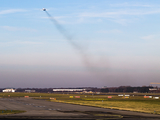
xmin=50 ymin=97 xmax=160 ymax=114
xmin=0 ymin=110 xmax=26 ymax=115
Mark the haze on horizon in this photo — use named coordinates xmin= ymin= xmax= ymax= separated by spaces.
xmin=0 ymin=0 xmax=160 ymax=88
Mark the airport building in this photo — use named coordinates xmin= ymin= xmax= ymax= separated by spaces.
xmin=25 ymin=90 xmax=36 ymax=93
xmin=149 ymin=88 xmax=158 ymax=91
xmin=3 ymin=88 xmax=15 ymax=92
xmin=53 ymin=88 xmax=86 ymax=92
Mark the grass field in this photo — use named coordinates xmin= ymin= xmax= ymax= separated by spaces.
xmin=0 ymin=110 xmax=26 ymax=115
xmin=0 ymin=92 xmax=160 ymax=114
xmin=54 ymin=99 xmax=160 ymax=114
xmin=49 ymin=94 xmax=160 ymax=114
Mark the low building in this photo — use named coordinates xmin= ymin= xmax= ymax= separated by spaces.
xmin=149 ymin=88 xmax=158 ymax=91
xmin=25 ymin=90 xmax=35 ymax=93
xmin=3 ymin=89 xmax=15 ymax=92
xmin=83 ymin=91 xmax=93 ymax=93
xmin=53 ymin=88 xmax=86 ymax=92
xmin=149 ymin=87 xmax=159 ymax=93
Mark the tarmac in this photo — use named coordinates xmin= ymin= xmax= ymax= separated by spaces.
xmin=0 ymin=97 xmax=160 ymax=120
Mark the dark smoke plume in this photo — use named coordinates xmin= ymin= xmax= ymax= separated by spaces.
xmin=44 ymin=10 xmax=109 ymax=79
xmin=44 ymin=11 xmax=98 ymax=72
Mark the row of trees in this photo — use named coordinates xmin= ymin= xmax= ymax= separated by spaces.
xmin=0 ymin=86 xmax=157 ymax=93
xmin=100 ymin=86 xmax=154 ymax=93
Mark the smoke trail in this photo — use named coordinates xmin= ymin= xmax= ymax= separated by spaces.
xmin=44 ymin=10 xmax=97 ymax=72
xmin=45 ymin=11 xmax=80 ymax=50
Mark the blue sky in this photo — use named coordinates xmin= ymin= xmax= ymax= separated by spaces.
xmin=0 ymin=0 xmax=160 ymax=88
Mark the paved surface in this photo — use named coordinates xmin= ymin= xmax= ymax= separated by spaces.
xmin=0 ymin=97 xmax=160 ymax=119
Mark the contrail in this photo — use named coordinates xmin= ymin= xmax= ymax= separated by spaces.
xmin=43 ymin=8 xmax=107 ymax=74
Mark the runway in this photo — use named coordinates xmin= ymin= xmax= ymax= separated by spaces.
xmin=0 ymin=97 xmax=160 ymax=119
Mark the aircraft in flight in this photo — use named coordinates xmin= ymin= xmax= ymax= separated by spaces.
xmin=42 ymin=8 xmax=46 ymax=11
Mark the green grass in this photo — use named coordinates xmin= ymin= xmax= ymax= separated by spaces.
xmin=53 ymin=100 xmax=160 ymax=114
xmin=0 ymin=92 xmax=66 ymax=97
xmin=0 ymin=110 xmax=26 ymax=115
xmin=49 ymin=94 xmax=160 ymax=115
xmin=0 ymin=92 xmax=160 ymax=114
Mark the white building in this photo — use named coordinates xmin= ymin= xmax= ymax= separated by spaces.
xmin=149 ymin=88 xmax=158 ymax=91
xmin=53 ymin=88 xmax=86 ymax=92
xmin=3 ymin=89 xmax=15 ymax=92
xmin=25 ymin=90 xmax=35 ymax=93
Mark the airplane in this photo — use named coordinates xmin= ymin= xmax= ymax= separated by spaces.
xmin=42 ymin=8 xmax=46 ymax=11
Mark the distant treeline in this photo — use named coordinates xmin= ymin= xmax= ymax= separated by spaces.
xmin=101 ymin=86 xmax=154 ymax=93
xmin=0 ymin=86 xmax=158 ymax=93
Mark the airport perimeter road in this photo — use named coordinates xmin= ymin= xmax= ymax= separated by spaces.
xmin=0 ymin=97 xmax=160 ymax=120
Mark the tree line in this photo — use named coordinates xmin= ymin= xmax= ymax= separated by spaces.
xmin=100 ymin=86 xmax=154 ymax=93
xmin=0 ymin=86 xmax=158 ymax=93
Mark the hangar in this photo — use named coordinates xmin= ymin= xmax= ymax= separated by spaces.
xmin=3 ymin=88 xmax=15 ymax=92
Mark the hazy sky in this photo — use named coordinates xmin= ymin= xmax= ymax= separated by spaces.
xmin=1 ymin=0 xmax=160 ymax=88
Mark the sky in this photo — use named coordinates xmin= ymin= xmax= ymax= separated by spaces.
xmin=0 ymin=0 xmax=160 ymax=88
